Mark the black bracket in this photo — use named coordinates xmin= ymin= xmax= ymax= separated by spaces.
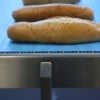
xmin=40 ymin=62 xmax=52 ymax=100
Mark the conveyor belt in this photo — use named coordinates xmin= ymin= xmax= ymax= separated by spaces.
xmin=0 ymin=0 xmax=100 ymax=52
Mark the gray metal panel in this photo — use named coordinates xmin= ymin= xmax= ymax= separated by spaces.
xmin=0 ymin=53 xmax=100 ymax=88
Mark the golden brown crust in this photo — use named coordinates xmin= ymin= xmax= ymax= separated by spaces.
xmin=7 ymin=17 xmax=100 ymax=43
xmin=12 ymin=4 xmax=94 ymax=22
xmin=23 ymin=0 xmax=80 ymax=5
xmin=23 ymin=0 xmax=49 ymax=5
xmin=7 ymin=22 xmax=34 ymax=41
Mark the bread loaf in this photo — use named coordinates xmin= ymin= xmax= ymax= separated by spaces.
xmin=23 ymin=0 xmax=80 ymax=5
xmin=7 ymin=17 xmax=100 ymax=43
xmin=12 ymin=4 xmax=94 ymax=22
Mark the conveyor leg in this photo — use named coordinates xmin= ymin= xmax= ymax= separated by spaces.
xmin=40 ymin=62 xmax=52 ymax=100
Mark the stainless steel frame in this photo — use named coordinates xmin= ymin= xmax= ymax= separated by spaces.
xmin=0 ymin=53 xmax=100 ymax=100
xmin=0 ymin=53 xmax=100 ymax=88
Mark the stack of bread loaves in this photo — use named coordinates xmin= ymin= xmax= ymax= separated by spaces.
xmin=7 ymin=3 xmax=100 ymax=44
xmin=23 ymin=0 xmax=80 ymax=5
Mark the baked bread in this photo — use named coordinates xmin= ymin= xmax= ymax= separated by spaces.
xmin=12 ymin=4 xmax=94 ymax=22
xmin=23 ymin=0 xmax=80 ymax=5
xmin=7 ymin=17 xmax=100 ymax=43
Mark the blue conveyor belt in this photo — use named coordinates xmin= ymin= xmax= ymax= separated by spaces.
xmin=0 ymin=0 xmax=100 ymax=52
